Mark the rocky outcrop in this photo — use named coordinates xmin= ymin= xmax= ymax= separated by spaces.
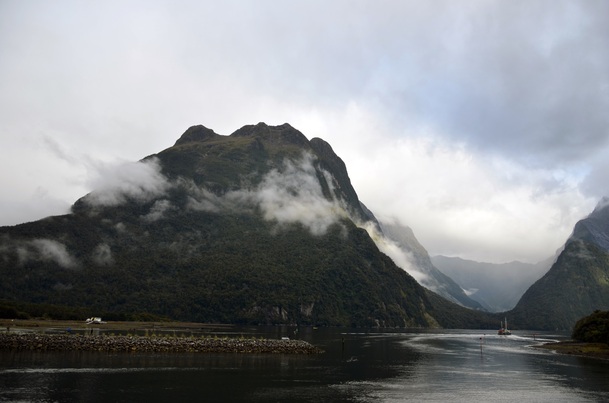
xmin=570 ymin=197 xmax=609 ymax=252
xmin=174 ymin=125 xmax=220 ymax=146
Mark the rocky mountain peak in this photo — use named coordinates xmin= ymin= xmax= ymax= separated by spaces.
xmin=592 ymin=196 xmax=609 ymax=215
xmin=569 ymin=196 xmax=609 ymax=252
xmin=174 ymin=125 xmax=220 ymax=146
xmin=230 ymin=122 xmax=310 ymax=148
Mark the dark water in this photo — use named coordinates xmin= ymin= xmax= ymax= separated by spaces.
xmin=1 ymin=327 xmax=608 ymax=402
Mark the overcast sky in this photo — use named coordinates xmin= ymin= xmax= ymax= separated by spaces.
xmin=1 ymin=0 xmax=608 ymax=263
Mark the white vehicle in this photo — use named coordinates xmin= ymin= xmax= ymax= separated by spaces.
xmin=85 ymin=317 xmax=106 ymax=324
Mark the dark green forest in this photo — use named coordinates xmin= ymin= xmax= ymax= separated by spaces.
xmin=572 ymin=310 xmax=609 ymax=344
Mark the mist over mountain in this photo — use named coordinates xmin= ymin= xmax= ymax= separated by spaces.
xmin=510 ymin=198 xmax=609 ymax=330
xmin=0 ymin=123 xmax=495 ymax=328
xmin=431 ymin=256 xmax=552 ymax=312
xmin=378 ymin=222 xmax=484 ymax=310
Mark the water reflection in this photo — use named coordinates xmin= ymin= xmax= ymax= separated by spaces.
xmin=1 ymin=328 xmax=608 ymax=402
xmin=341 ymin=331 xmax=609 ymax=402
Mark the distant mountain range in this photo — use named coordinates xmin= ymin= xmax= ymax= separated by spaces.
xmin=431 ymin=255 xmax=552 ymax=312
xmin=0 ymin=123 xmax=494 ymax=328
xmin=432 ymin=198 xmax=609 ymax=330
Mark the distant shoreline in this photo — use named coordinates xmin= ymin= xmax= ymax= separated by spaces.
xmin=535 ymin=341 xmax=609 ymax=360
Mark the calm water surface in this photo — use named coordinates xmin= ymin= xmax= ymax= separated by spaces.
xmin=1 ymin=327 xmax=608 ymax=402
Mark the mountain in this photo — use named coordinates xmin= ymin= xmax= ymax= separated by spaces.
xmin=0 ymin=123 xmax=495 ymax=328
xmin=379 ymin=223 xmax=485 ymax=310
xmin=510 ymin=198 xmax=609 ymax=330
xmin=431 ymin=255 xmax=552 ymax=312
xmin=570 ymin=197 xmax=609 ymax=250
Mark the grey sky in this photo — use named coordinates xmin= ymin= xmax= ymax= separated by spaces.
xmin=1 ymin=0 xmax=608 ymax=263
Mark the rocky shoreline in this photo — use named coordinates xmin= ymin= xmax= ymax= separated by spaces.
xmin=0 ymin=333 xmax=323 ymax=354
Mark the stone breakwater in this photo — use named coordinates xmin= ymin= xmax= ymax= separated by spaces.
xmin=0 ymin=333 xmax=323 ymax=354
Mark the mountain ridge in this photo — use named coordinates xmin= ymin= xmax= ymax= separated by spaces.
xmin=510 ymin=199 xmax=609 ymax=330
xmin=0 ymin=123 xmax=496 ymax=328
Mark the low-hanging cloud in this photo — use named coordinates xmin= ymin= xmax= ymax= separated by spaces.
xmin=84 ymin=157 xmax=170 ymax=207
xmin=92 ymin=243 xmax=114 ymax=266
xmin=357 ymin=220 xmax=430 ymax=286
xmin=17 ymin=238 xmax=78 ymax=269
xmin=187 ymin=152 xmax=350 ymax=235
xmin=141 ymin=199 xmax=175 ymax=222
xmin=184 ymin=152 xmax=434 ymax=287
xmin=252 ymin=154 xmax=350 ymax=235
xmin=186 ymin=183 xmax=235 ymax=213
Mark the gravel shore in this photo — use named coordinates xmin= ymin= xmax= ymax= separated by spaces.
xmin=0 ymin=333 xmax=323 ymax=354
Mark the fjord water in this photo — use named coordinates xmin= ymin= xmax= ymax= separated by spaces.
xmin=1 ymin=327 xmax=608 ymax=402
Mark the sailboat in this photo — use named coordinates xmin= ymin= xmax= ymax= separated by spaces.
xmin=498 ymin=318 xmax=512 ymax=335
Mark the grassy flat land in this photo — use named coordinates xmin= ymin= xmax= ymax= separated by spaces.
xmin=1 ymin=318 xmax=234 ymax=333
xmin=536 ymin=341 xmax=609 ymax=360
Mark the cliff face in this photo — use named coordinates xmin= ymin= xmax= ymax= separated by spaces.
xmin=570 ymin=197 xmax=609 ymax=252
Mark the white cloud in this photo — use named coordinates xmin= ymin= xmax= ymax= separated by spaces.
xmin=83 ymin=157 xmax=170 ymax=207
xmin=321 ymin=115 xmax=596 ymax=262
xmin=186 ymin=153 xmax=350 ymax=236
xmin=358 ymin=221 xmax=430 ymax=285
xmin=92 ymin=243 xmax=114 ymax=266
xmin=23 ymin=239 xmax=78 ymax=269
xmin=252 ymin=154 xmax=349 ymax=235
xmin=141 ymin=199 xmax=175 ymax=222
